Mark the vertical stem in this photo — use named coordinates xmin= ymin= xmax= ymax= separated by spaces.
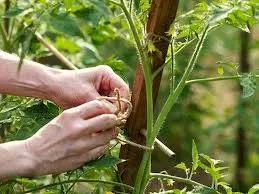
xmin=119 ymin=1 xmax=154 ymax=193
xmin=0 ymin=23 xmax=10 ymax=52
xmin=4 ymin=0 xmax=10 ymax=35
xmin=236 ymin=30 xmax=250 ymax=192
xmin=170 ymin=39 xmax=176 ymax=91
xmin=152 ymin=25 xmax=209 ymax=142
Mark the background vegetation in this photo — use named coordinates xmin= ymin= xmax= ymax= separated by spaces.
xmin=0 ymin=0 xmax=259 ymax=193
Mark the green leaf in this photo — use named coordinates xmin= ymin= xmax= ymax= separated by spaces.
xmin=192 ymin=140 xmax=199 ymax=170
xmin=175 ymin=162 xmax=188 ymax=172
xmin=219 ymin=182 xmax=233 ymax=194
xmin=49 ymin=13 xmax=84 ymax=37
xmin=200 ymin=154 xmax=223 ymax=166
xmin=55 ymin=36 xmax=81 ymax=53
xmin=248 ymin=184 xmax=259 ymax=194
xmin=209 ymin=5 xmax=234 ymax=25
xmin=240 ymin=73 xmax=257 ymax=98
xmin=86 ymin=155 xmax=120 ymax=169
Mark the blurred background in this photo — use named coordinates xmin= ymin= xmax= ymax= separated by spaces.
xmin=0 ymin=0 xmax=258 ymax=193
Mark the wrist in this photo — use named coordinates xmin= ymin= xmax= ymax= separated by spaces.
xmin=35 ymin=64 xmax=63 ymax=101
xmin=0 ymin=140 xmax=38 ymax=179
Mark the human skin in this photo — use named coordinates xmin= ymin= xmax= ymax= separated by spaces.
xmin=0 ymin=50 xmax=130 ymax=179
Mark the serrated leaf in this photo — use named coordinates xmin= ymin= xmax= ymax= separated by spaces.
xmin=49 ymin=14 xmax=84 ymax=37
xmin=86 ymin=155 xmax=120 ymax=168
xmin=218 ymin=182 xmax=232 ymax=194
xmin=175 ymin=162 xmax=188 ymax=172
xmin=200 ymin=154 xmax=223 ymax=166
xmin=248 ymin=184 xmax=259 ymax=194
xmin=209 ymin=4 xmax=235 ymax=25
xmin=240 ymin=73 xmax=257 ymax=98
xmin=192 ymin=140 xmax=199 ymax=171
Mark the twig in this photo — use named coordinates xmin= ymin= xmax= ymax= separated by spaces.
xmin=140 ymin=129 xmax=175 ymax=157
xmin=117 ymin=134 xmax=153 ymax=151
xmin=186 ymin=75 xmax=259 ymax=85
xmin=150 ymin=173 xmax=214 ymax=190
xmin=18 ymin=179 xmax=134 ymax=194
xmin=35 ymin=32 xmax=77 ymax=70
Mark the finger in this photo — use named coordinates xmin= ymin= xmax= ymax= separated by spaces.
xmin=78 ymin=144 xmax=109 ymax=164
xmin=76 ymin=100 xmax=117 ymax=119
xmin=82 ymin=114 xmax=118 ymax=134
xmin=57 ymin=144 xmax=109 ymax=172
xmin=108 ymin=71 xmax=130 ymax=100
xmin=76 ymin=128 xmax=119 ymax=152
xmin=97 ymin=65 xmax=130 ymax=100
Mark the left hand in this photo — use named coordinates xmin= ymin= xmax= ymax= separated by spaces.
xmin=50 ymin=65 xmax=130 ymax=109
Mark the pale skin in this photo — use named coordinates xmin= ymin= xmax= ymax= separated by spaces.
xmin=0 ymin=50 xmax=130 ymax=179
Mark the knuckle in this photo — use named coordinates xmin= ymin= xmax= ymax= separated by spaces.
xmin=97 ymin=65 xmax=113 ymax=73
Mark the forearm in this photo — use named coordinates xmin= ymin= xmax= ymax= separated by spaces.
xmin=0 ymin=50 xmax=60 ymax=99
xmin=0 ymin=140 xmax=36 ymax=180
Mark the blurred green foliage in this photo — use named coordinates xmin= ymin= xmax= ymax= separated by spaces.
xmin=0 ymin=0 xmax=258 ymax=193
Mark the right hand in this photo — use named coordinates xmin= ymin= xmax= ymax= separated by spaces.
xmin=24 ymin=100 xmax=118 ymax=176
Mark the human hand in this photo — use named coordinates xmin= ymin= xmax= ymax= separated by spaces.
xmin=50 ymin=65 xmax=130 ymax=109
xmin=23 ymin=100 xmax=119 ymax=176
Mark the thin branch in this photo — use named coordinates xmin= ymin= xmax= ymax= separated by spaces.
xmin=35 ymin=32 xmax=77 ymax=70
xmin=140 ymin=129 xmax=175 ymax=157
xmin=152 ymin=25 xmax=219 ymax=80
xmin=153 ymin=25 xmax=209 ymax=141
xmin=0 ymin=23 xmax=10 ymax=52
xmin=150 ymin=173 xmax=213 ymax=190
xmin=19 ymin=179 xmax=134 ymax=194
xmin=186 ymin=75 xmax=259 ymax=85
xmin=117 ymin=134 xmax=153 ymax=151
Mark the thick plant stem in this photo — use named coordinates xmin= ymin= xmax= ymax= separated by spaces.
xmin=152 ymin=25 xmax=209 ymax=142
xmin=119 ymin=1 xmax=153 ymax=193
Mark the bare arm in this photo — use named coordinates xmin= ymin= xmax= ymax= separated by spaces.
xmin=0 ymin=50 xmax=58 ymax=99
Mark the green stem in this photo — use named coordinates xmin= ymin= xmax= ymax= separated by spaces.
xmin=186 ymin=75 xmax=259 ymax=85
xmin=152 ymin=25 xmax=209 ymax=142
xmin=119 ymin=1 xmax=153 ymax=193
xmin=152 ymin=25 xmax=219 ymax=80
xmin=0 ymin=23 xmax=10 ymax=52
xmin=18 ymin=179 xmax=133 ymax=194
xmin=170 ymin=39 xmax=176 ymax=91
xmin=150 ymin=173 xmax=211 ymax=189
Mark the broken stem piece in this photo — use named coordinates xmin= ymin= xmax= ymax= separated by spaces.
xmin=141 ymin=129 xmax=175 ymax=157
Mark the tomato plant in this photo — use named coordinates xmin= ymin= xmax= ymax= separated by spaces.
xmin=0 ymin=0 xmax=259 ymax=193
